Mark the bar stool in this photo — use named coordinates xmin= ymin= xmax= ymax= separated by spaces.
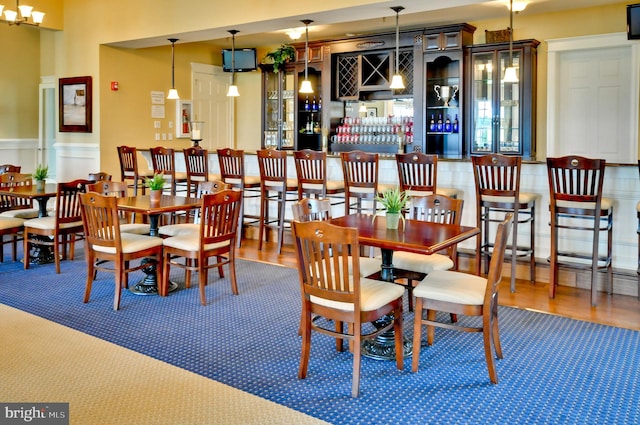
xmin=150 ymin=147 xmax=188 ymax=196
xmin=395 ymin=152 xmax=460 ymax=199
xmin=340 ymin=150 xmax=379 ymax=216
xmin=472 ymin=154 xmax=537 ymax=293
xmin=217 ymin=148 xmax=261 ymax=247
xmin=183 ymin=147 xmax=220 ymax=197
xmin=547 ymin=155 xmax=613 ymax=306
xmin=257 ymin=149 xmax=298 ymax=255
xmin=293 ymin=149 xmax=345 ymax=207
xmin=117 ymin=146 xmax=153 ymax=195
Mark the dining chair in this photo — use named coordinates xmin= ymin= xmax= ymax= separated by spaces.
xmin=395 ymin=152 xmax=460 ymax=199
xmin=87 ymin=172 xmax=112 ymax=182
xmin=117 ymin=145 xmax=153 ymax=195
xmin=23 ymin=179 xmax=91 ymax=274
xmin=86 ymin=180 xmax=150 ymax=235
xmin=411 ymin=213 xmax=513 ymax=384
xmin=79 ymin=192 xmax=164 ymax=310
xmin=183 ymin=147 xmax=220 ymax=197
xmin=547 ymin=156 xmax=613 ymax=306
xmin=293 ymin=149 xmax=345 ymax=205
xmin=257 ymin=149 xmax=298 ymax=254
xmin=292 ymin=219 xmax=404 ymax=397
xmin=0 ymin=173 xmax=39 ymax=219
xmin=0 ymin=216 xmax=24 ymax=262
xmin=472 ymin=154 xmax=537 ymax=293
xmin=389 ymin=194 xmax=464 ymax=311
xmin=150 ymin=146 xmax=188 ymax=196
xmin=0 ymin=164 xmax=21 ymax=174
xmin=217 ymin=148 xmax=261 ymax=248
xmin=158 ymin=180 xmax=231 ymax=238
xmin=161 ymin=189 xmax=242 ymax=305
xmin=340 ymin=150 xmax=379 ymax=216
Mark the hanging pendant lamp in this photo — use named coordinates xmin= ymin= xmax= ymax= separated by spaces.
xmin=389 ymin=6 xmax=405 ymax=90
xmin=299 ymin=19 xmax=314 ymax=94
xmin=503 ymin=0 xmax=519 ymax=83
xmin=227 ymin=30 xmax=240 ymax=97
xmin=167 ymin=38 xmax=180 ymax=100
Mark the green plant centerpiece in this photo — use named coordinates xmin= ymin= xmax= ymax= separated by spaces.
xmin=145 ymin=173 xmax=166 ymax=203
xmin=33 ymin=164 xmax=49 ymax=191
xmin=265 ymin=44 xmax=296 ymax=73
xmin=374 ymin=186 xmax=409 ymax=229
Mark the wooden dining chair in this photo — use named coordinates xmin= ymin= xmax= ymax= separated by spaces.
xmin=117 ymin=145 xmax=153 ymax=195
xmin=411 ymin=213 xmax=513 ymax=384
xmin=0 ymin=216 xmax=24 ymax=262
xmin=395 ymin=152 xmax=459 ymax=199
xmin=292 ymin=219 xmax=404 ymax=397
xmin=547 ymin=156 xmax=613 ymax=306
xmin=257 ymin=149 xmax=298 ymax=254
xmin=87 ymin=172 xmax=112 ymax=182
xmin=0 ymin=164 xmax=21 ymax=174
xmin=0 ymin=173 xmax=39 ymax=219
xmin=79 ymin=192 xmax=164 ymax=310
xmin=23 ymin=179 xmax=91 ymax=274
xmin=86 ymin=180 xmax=150 ymax=235
xmin=161 ymin=189 xmax=242 ymax=305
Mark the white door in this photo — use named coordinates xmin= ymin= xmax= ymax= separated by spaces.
xmin=192 ymin=63 xmax=232 ymax=151
xmin=38 ymin=76 xmax=56 ymax=179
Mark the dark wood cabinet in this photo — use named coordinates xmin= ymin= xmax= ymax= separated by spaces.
xmin=464 ymin=39 xmax=539 ymax=159
xmin=423 ymin=24 xmax=475 ymax=52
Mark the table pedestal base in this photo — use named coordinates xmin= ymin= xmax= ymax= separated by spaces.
xmin=129 ymin=258 xmax=178 ymax=296
xmin=362 ymin=315 xmax=412 ymax=361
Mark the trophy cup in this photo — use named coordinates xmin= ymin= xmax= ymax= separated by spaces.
xmin=434 ymin=84 xmax=459 ymax=107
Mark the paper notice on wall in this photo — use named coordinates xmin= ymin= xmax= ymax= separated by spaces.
xmin=151 ymin=91 xmax=165 ymax=105
xmin=151 ymin=105 xmax=165 ymax=118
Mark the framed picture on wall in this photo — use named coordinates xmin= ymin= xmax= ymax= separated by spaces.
xmin=176 ymin=100 xmax=193 ymax=138
xmin=59 ymin=76 xmax=92 ymax=133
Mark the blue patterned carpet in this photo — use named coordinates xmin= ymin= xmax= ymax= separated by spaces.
xmin=0 ymin=247 xmax=638 ymax=425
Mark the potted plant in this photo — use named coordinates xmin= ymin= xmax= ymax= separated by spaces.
xmin=33 ymin=164 xmax=49 ymax=191
xmin=144 ymin=173 xmax=166 ymax=203
xmin=374 ymin=187 xmax=409 ymax=230
xmin=265 ymin=44 xmax=296 ymax=73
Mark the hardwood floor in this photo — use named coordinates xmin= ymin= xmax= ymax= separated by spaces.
xmin=237 ymin=238 xmax=640 ymax=331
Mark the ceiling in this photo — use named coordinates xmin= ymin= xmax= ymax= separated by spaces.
xmin=110 ymin=0 xmax=624 ymax=49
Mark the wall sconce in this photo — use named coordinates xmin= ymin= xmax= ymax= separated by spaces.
xmin=389 ymin=6 xmax=405 ymax=90
xmin=299 ymin=19 xmax=314 ymax=94
xmin=167 ymin=38 xmax=180 ymax=100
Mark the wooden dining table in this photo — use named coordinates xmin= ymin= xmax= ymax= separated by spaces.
xmin=329 ymin=213 xmax=480 ymax=360
xmin=116 ymin=194 xmax=201 ymax=295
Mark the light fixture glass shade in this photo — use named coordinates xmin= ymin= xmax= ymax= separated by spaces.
xmin=359 ymin=103 xmax=367 ymax=113
xmin=18 ymin=5 xmax=33 ymax=18
xmin=167 ymin=88 xmax=180 ymax=100
xmin=31 ymin=11 xmax=44 ymax=24
xmin=390 ymin=74 xmax=405 ymax=90
xmin=4 ymin=10 xmax=17 ymax=21
xmin=227 ymin=84 xmax=240 ymax=97
xmin=286 ymin=28 xmax=302 ymax=40
xmin=299 ymin=80 xmax=313 ymax=94
xmin=503 ymin=66 xmax=518 ymax=83
xmin=510 ymin=1 xmax=527 ymax=12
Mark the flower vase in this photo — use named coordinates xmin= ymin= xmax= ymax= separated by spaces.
xmin=385 ymin=212 xmax=401 ymax=230
xmin=149 ymin=189 xmax=161 ymax=205
xmin=35 ymin=180 xmax=45 ymax=192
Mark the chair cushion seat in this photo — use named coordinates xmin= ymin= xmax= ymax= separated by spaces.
xmin=300 ymin=180 xmax=345 ymax=193
xmin=244 ymin=175 xmax=261 ymax=187
xmin=0 ymin=216 xmax=25 ymax=230
xmin=414 ymin=269 xmax=487 ymax=305
xmin=24 ymin=217 xmax=83 ymax=231
xmin=174 ymin=171 xmax=189 ymax=181
xmin=405 ymin=187 xmax=461 ymax=199
xmin=120 ymin=223 xmax=151 ymax=235
xmin=390 ymin=252 xmax=454 ymax=274
xmin=481 ymin=192 xmax=539 ymax=205
xmin=310 ymin=277 xmax=404 ymax=312
xmin=162 ymin=233 xmax=230 ymax=251
xmin=265 ymin=178 xmax=298 ymax=190
xmin=158 ymin=223 xmax=199 ymax=237
xmin=556 ymin=197 xmax=613 ymax=212
xmin=92 ymin=233 xmax=163 ymax=254
xmin=0 ymin=208 xmax=40 ymax=219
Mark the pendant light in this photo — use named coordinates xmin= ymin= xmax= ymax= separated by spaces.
xmin=299 ymin=19 xmax=314 ymax=94
xmin=226 ymin=30 xmax=240 ymax=97
xmin=503 ymin=0 xmax=519 ymax=83
xmin=389 ymin=6 xmax=405 ymax=90
xmin=167 ymin=38 xmax=180 ymax=100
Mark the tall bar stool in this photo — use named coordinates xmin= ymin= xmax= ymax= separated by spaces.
xmin=395 ymin=152 xmax=460 ymax=199
xmin=257 ymin=149 xmax=298 ymax=255
xmin=217 ymin=148 xmax=261 ymax=247
xmin=183 ymin=147 xmax=220 ymax=197
xmin=293 ymin=149 xmax=345 ymax=207
xmin=117 ymin=146 xmax=153 ymax=195
xmin=340 ymin=150 xmax=379 ymax=216
xmin=547 ymin=155 xmax=613 ymax=306
xmin=150 ymin=147 xmax=188 ymax=196
xmin=472 ymin=154 xmax=537 ymax=293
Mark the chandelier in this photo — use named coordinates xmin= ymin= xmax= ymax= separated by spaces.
xmin=0 ymin=1 xmax=45 ymax=26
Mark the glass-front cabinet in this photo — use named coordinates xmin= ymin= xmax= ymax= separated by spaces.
xmin=260 ymin=64 xmax=295 ymax=150
xmin=465 ymin=40 xmax=539 ymax=159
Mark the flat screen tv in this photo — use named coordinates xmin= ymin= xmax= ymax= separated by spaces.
xmin=222 ymin=48 xmax=257 ymax=72
xmin=627 ymin=3 xmax=640 ymax=39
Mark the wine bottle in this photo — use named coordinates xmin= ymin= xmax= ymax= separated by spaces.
xmin=436 ymin=114 xmax=443 ymax=132
xmin=311 ymin=96 xmax=317 ymax=112
xmin=429 ymin=114 xmax=436 ymax=132
xmin=444 ymin=115 xmax=452 ymax=133
xmin=453 ymin=114 xmax=459 ymax=133
xmin=304 ymin=97 xmax=310 ymax=111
